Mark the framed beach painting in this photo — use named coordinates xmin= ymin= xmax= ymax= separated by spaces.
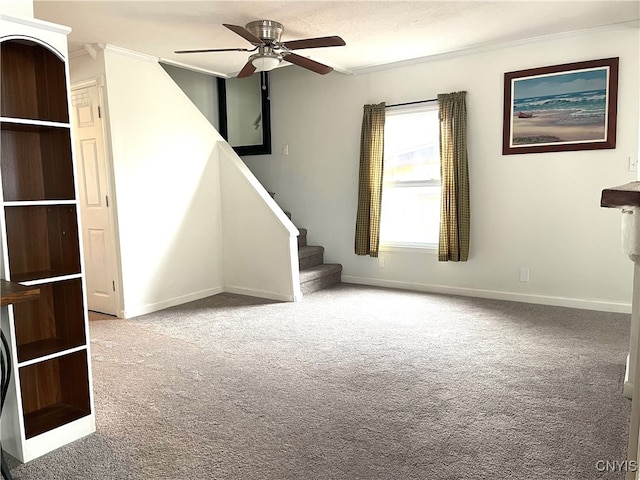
xmin=502 ymin=57 xmax=618 ymax=155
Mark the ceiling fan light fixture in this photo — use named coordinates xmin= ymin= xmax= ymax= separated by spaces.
xmin=251 ymin=55 xmax=281 ymax=72
xmin=176 ymin=20 xmax=346 ymax=78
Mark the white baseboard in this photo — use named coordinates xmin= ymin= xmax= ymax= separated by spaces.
xmin=341 ymin=275 xmax=631 ymax=314
xmin=122 ymin=287 xmax=224 ymax=318
xmin=120 ymin=276 xmax=630 ymax=317
xmin=224 ymin=285 xmax=294 ymax=302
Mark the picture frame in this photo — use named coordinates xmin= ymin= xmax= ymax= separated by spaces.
xmin=502 ymin=57 xmax=618 ymax=155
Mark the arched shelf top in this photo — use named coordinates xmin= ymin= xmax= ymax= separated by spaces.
xmin=1 ymin=35 xmax=65 ymax=61
xmin=0 ymin=37 xmax=69 ymax=123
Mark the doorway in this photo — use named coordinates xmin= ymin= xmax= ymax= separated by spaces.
xmin=70 ymin=80 xmax=121 ymax=316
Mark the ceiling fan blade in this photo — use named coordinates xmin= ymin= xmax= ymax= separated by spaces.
xmin=223 ymin=24 xmax=263 ymax=45
xmin=283 ymin=53 xmax=333 ymax=75
xmin=282 ymin=36 xmax=346 ymax=50
xmin=237 ymin=60 xmax=257 ymax=78
xmin=175 ymin=47 xmax=256 ymax=54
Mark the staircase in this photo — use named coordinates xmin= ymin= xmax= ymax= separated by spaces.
xmin=286 ymin=213 xmax=342 ymax=295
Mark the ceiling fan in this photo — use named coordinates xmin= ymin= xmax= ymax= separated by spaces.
xmin=175 ymin=20 xmax=346 ymax=78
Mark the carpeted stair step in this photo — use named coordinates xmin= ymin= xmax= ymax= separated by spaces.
xmin=277 ymin=207 xmax=342 ymax=295
xmin=299 ymin=263 xmax=342 ymax=294
xmin=298 ymin=245 xmax=324 ymax=269
xmin=297 ymin=228 xmax=307 ymax=248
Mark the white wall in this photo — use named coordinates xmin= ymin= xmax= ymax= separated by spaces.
xmin=70 ymin=46 xmax=300 ymax=316
xmin=160 ymin=63 xmax=220 ymax=131
xmin=69 ymin=49 xmax=106 ymax=82
xmin=244 ymin=26 xmax=640 ymax=312
xmin=102 ymin=47 xmax=225 ymax=317
xmin=218 ymin=142 xmax=300 ymax=301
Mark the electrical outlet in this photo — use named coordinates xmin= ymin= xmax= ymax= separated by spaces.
xmin=282 ymin=144 xmax=289 ymax=156
xmin=379 ymin=257 xmax=385 ymax=268
xmin=629 ymin=156 xmax=638 ymax=172
xmin=519 ymin=268 xmax=530 ymax=283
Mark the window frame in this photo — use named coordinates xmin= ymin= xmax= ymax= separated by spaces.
xmin=379 ymin=101 xmax=441 ymax=251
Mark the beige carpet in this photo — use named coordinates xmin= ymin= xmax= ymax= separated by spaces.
xmin=7 ymin=284 xmax=632 ymax=479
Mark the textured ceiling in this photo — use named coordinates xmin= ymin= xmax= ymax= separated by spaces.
xmin=33 ymin=1 xmax=640 ymax=77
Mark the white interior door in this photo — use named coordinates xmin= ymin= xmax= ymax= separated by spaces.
xmin=71 ymin=84 xmax=119 ymax=315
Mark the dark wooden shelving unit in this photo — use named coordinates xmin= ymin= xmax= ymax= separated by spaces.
xmin=1 ymin=21 xmax=95 ymax=464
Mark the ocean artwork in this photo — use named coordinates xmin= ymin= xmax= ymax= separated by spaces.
xmin=510 ymin=68 xmax=609 ymax=146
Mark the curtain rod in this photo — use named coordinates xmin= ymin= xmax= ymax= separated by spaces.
xmin=386 ymin=98 xmax=437 ymax=108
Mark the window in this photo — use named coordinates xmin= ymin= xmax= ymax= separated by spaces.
xmin=379 ymin=102 xmax=440 ymax=248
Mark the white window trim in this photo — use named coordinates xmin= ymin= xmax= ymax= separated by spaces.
xmin=380 ymin=243 xmax=438 ymax=252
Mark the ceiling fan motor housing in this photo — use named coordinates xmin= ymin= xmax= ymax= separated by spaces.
xmin=246 ymin=20 xmax=284 ymax=44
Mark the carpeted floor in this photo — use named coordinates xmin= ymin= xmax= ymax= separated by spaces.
xmin=7 ymin=284 xmax=632 ymax=479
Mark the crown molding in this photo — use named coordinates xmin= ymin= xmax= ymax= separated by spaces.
xmin=102 ymin=44 xmax=158 ymax=63
xmin=351 ymin=19 xmax=640 ymax=76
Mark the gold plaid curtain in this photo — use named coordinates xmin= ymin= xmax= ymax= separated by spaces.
xmin=355 ymin=103 xmax=386 ymax=257
xmin=438 ymin=92 xmax=470 ymax=262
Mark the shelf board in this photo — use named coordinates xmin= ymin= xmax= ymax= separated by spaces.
xmin=17 ymin=273 xmax=83 ymax=287
xmin=0 ymin=279 xmax=40 ymax=306
xmin=24 ymin=403 xmax=91 ymax=439
xmin=17 ymin=338 xmax=86 ymax=365
xmin=10 ymin=270 xmax=82 ymax=284
xmin=601 ymin=181 xmax=640 ymax=208
xmin=0 ymin=117 xmax=71 ymax=131
xmin=3 ymin=200 xmax=77 ymax=207
xmin=18 ymin=344 xmax=87 ymax=368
